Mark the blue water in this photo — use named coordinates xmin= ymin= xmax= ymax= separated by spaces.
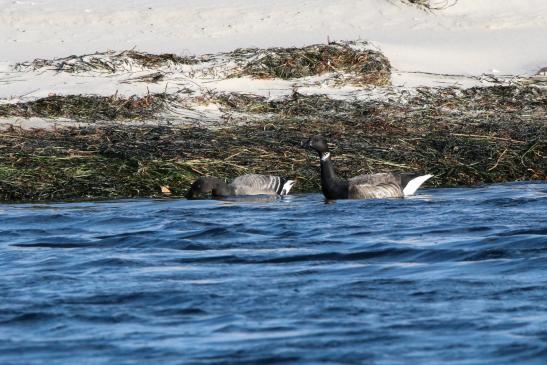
xmin=1 ymin=182 xmax=546 ymax=365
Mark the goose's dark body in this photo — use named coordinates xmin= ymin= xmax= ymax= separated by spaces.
xmin=303 ymin=135 xmax=432 ymax=200
xmin=186 ymin=174 xmax=295 ymax=199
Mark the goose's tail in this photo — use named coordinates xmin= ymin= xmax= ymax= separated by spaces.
xmin=280 ymin=180 xmax=296 ymax=195
xmin=403 ymin=174 xmax=433 ymax=196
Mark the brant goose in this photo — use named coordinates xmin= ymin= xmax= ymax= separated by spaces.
xmin=302 ymin=135 xmax=432 ymax=199
xmin=186 ymin=174 xmax=295 ymax=199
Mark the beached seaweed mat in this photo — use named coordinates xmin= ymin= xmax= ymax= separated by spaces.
xmin=0 ymin=94 xmax=169 ymax=121
xmin=232 ymin=42 xmax=391 ymax=86
xmin=16 ymin=42 xmax=391 ymax=86
xmin=0 ymin=85 xmax=544 ymax=201
xmin=15 ymin=50 xmax=200 ymax=73
xmin=0 ymin=105 xmax=544 ymax=202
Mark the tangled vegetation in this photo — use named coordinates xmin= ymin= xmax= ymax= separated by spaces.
xmin=15 ymin=50 xmax=199 ymax=73
xmin=232 ymin=42 xmax=391 ymax=86
xmin=0 ymin=85 xmax=544 ymax=202
xmin=0 ymin=94 xmax=169 ymax=121
xmin=2 ymin=42 xmax=544 ymax=201
xmin=15 ymin=42 xmax=391 ymax=86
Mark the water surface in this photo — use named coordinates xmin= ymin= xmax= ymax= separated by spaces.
xmin=1 ymin=182 xmax=546 ymax=364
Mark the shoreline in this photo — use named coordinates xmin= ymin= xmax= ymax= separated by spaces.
xmin=0 ymin=42 xmax=545 ymax=202
xmin=0 ymin=87 xmax=544 ymax=202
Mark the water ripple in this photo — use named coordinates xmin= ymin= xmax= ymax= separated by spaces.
xmin=0 ymin=182 xmax=546 ymax=364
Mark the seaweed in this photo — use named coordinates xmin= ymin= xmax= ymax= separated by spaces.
xmin=0 ymin=85 xmax=544 ymax=202
xmin=15 ymin=42 xmax=391 ymax=86
xmin=231 ymin=42 xmax=391 ymax=85
xmin=16 ymin=50 xmax=199 ymax=73
xmin=0 ymin=94 xmax=169 ymax=121
xmin=3 ymin=40 xmax=545 ymax=202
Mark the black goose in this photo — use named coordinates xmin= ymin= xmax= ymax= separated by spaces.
xmin=302 ymin=135 xmax=432 ymax=199
xmin=185 ymin=174 xmax=296 ymax=199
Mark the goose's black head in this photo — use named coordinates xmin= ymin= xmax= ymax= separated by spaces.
xmin=185 ymin=176 xmax=227 ymax=199
xmin=301 ymin=135 xmax=329 ymax=155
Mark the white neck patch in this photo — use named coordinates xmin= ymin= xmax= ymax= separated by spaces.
xmin=321 ymin=152 xmax=331 ymax=162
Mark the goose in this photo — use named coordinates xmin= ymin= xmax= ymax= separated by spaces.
xmin=302 ymin=135 xmax=432 ymax=199
xmin=185 ymin=174 xmax=296 ymax=199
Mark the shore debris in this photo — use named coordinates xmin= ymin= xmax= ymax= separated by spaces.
xmin=14 ymin=41 xmax=391 ymax=86
xmin=2 ymin=40 xmax=544 ymax=201
xmin=0 ymin=85 xmax=544 ymax=201
xmin=15 ymin=50 xmax=199 ymax=73
xmin=0 ymin=94 xmax=169 ymax=121
xmin=231 ymin=42 xmax=391 ymax=86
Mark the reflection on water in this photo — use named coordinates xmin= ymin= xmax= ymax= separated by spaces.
xmin=0 ymin=182 xmax=546 ymax=364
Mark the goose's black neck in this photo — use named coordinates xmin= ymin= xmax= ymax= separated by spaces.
xmin=319 ymin=153 xmax=348 ymax=199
